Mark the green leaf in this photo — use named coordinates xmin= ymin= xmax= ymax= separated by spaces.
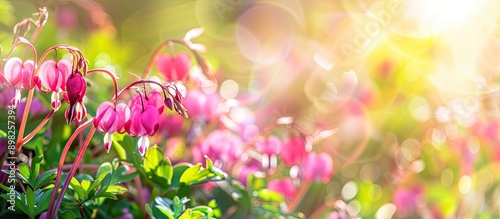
xmin=29 ymin=155 xmax=43 ymax=184
xmin=192 ymin=206 xmax=213 ymax=217
xmin=144 ymin=146 xmax=173 ymax=189
xmin=18 ymin=163 xmax=30 ymax=181
xmin=94 ymin=191 xmax=117 ymax=200
xmin=69 ymin=177 xmax=85 ymax=201
xmin=208 ymin=200 xmax=221 ymax=218
xmin=97 ymin=162 xmax=112 ymax=178
xmin=179 ymin=162 xmax=227 ymax=186
xmin=151 ymin=197 xmax=175 ymax=219
xmin=169 ymin=165 xmax=189 ymax=189
xmin=34 ymin=190 xmax=52 ymax=215
xmin=106 ymin=185 xmax=127 ymax=195
xmin=26 ymin=187 xmax=35 ymax=216
xmin=205 ymin=156 xmax=213 ymax=170
xmin=179 ymin=164 xmax=202 ymax=184
xmin=172 ymin=196 xmax=184 ymax=218
xmin=178 ymin=209 xmax=192 ymax=219
xmin=144 ymin=145 xmax=164 ymax=172
xmin=34 ymin=169 xmax=56 ymax=189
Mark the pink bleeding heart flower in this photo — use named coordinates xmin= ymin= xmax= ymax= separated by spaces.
xmin=301 ymin=152 xmax=333 ymax=183
xmin=183 ymin=87 xmax=221 ymax=121
xmin=129 ymin=91 xmax=164 ymax=114
xmin=125 ymin=102 xmax=160 ymax=156
xmin=280 ymin=137 xmax=307 ymax=167
xmin=2 ymin=57 xmax=35 ymax=89
xmin=158 ymin=113 xmax=184 ymax=137
xmin=63 ymin=72 xmax=87 ymax=124
xmin=255 ymin=135 xmax=282 ymax=155
xmin=94 ymin=101 xmax=130 ymax=152
xmin=192 ymin=130 xmax=243 ymax=168
xmin=36 ymin=59 xmax=72 ymax=110
xmin=393 ymin=185 xmax=423 ymax=217
xmin=156 ymin=52 xmax=191 ymax=81
xmin=1 ymin=57 xmax=36 ymax=106
xmin=268 ymin=178 xmax=297 ymax=201
xmin=237 ymin=161 xmax=260 ymax=186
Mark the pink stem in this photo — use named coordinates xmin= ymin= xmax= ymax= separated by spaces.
xmin=14 ymin=89 xmax=34 ymax=156
xmin=87 ymin=68 xmax=120 ymax=100
xmin=51 ymin=127 xmax=96 ymax=217
xmin=47 ymin=119 xmax=94 ymax=219
xmin=21 ymin=109 xmax=54 ymax=144
xmin=287 ymin=180 xmax=311 ymax=213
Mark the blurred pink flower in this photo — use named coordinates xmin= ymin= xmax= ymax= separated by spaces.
xmin=183 ymin=87 xmax=221 ymax=121
xmin=327 ymin=211 xmax=348 ymax=219
xmin=302 ymin=152 xmax=333 ymax=183
xmin=255 ymin=135 xmax=282 ymax=155
xmin=158 ymin=113 xmax=184 ymax=137
xmin=237 ymin=163 xmax=260 ymax=186
xmin=268 ymin=178 xmax=297 ymax=201
xmin=280 ymin=137 xmax=307 ymax=166
xmin=115 ymin=208 xmax=133 ymax=219
xmin=16 ymin=98 xmax=49 ymax=121
xmin=192 ymin=130 xmax=243 ymax=168
xmin=393 ymin=186 xmax=423 ymax=217
xmin=156 ymin=52 xmax=191 ymax=81
xmin=57 ymin=7 xmax=77 ymax=29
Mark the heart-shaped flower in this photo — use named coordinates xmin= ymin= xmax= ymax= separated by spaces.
xmin=280 ymin=137 xmax=307 ymax=166
xmin=63 ymin=71 xmax=86 ymax=104
xmin=94 ymin=102 xmax=130 ymax=153
xmin=63 ymin=72 xmax=88 ymax=124
xmin=255 ymin=135 xmax=282 ymax=155
xmin=1 ymin=57 xmax=35 ymax=90
xmin=302 ymin=152 xmax=333 ymax=183
xmin=124 ymin=103 xmax=160 ymax=156
xmin=36 ymin=59 xmax=72 ymax=110
xmin=36 ymin=59 xmax=71 ymax=92
xmin=183 ymin=87 xmax=221 ymax=121
xmin=1 ymin=57 xmax=36 ymax=106
xmin=156 ymin=52 xmax=191 ymax=81
xmin=268 ymin=178 xmax=297 ymax=201
xmin=129 ymin=91 xmax=164 ymax=114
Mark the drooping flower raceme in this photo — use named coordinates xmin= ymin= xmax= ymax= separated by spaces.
xmin=125 ymin=92 xmax=162 ymax=156
xmin=94 ymin=101 xmax=130 ymax=152
xmin=0 ymin=57 xmax=36 ymax=106
xmin=36 ymin=59 xmax=71 ymax=110
xmin=63 ymin=71 xmax=87 ymax=124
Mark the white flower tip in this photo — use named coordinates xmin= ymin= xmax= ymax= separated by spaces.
xmin=184 ymin=27 xmax=205 ymax=41
xmin=138 ymin=136 xmax=150 ymax=156
xmin=190 ymin=44 xmax=206 ymax=53
xmin=104 ymin=133 xmax=113 ymax=153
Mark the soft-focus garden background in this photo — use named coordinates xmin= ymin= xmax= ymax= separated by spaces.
xmin=3 ymin=0 xmax=500 ymax=218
